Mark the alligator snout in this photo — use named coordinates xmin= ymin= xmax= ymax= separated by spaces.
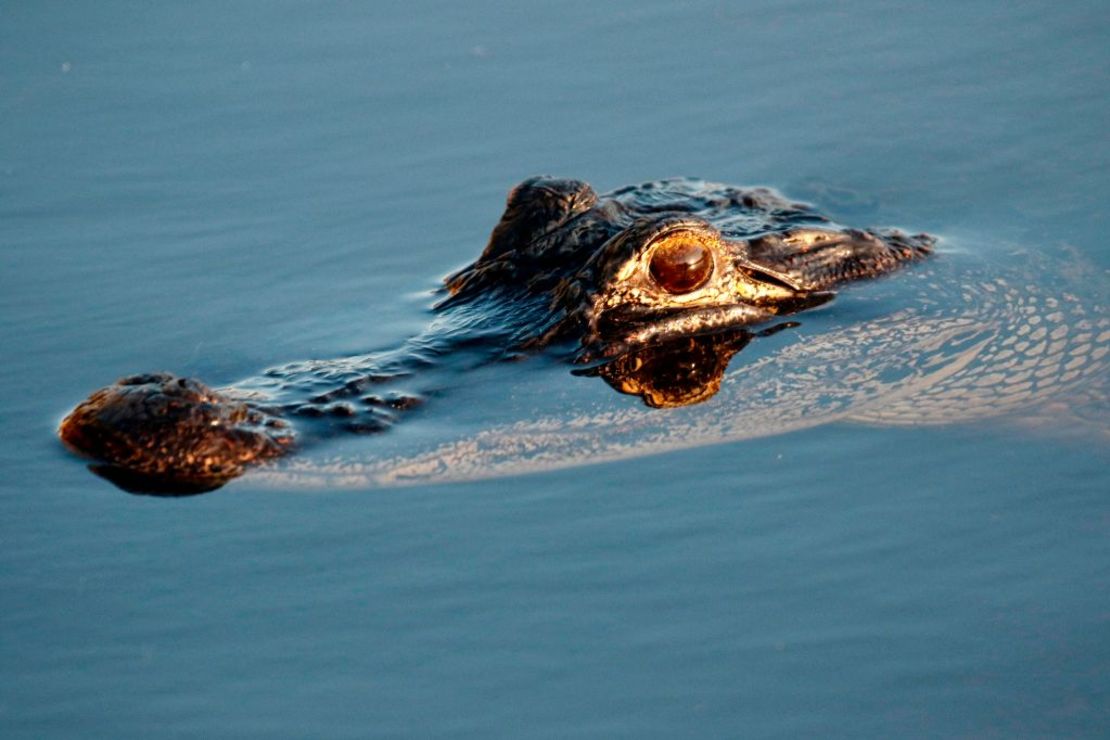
xmin=60 ymin=373 xmax=293 ymax=493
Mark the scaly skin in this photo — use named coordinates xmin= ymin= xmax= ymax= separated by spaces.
xmin=59 ymin=177 xmax=931 ymax=492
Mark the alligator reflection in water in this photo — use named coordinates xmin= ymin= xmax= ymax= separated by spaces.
xmin=580 ymin=324 xmax=797 ymax=409
xmin=60 ymin=176 xmax=935 ymax=494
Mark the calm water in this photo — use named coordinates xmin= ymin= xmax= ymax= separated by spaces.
xmin=2 ymin=1 xmax=1108 ymax=736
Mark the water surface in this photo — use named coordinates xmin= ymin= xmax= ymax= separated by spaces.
xmin=1 ymin=1 xmax=1107 ymax=736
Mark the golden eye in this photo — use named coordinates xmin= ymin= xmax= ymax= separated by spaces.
xmin=649 ymin=238 xmax=713 ymax=294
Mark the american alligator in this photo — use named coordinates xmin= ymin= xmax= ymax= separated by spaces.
xmin=64 ymin=175 xmax=1104 ymax=494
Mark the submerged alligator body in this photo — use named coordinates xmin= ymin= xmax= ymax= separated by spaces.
xmin=61 ymin=176 xmax=940 ymax=493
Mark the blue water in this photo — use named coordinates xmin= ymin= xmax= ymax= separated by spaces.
xmin=2 ymin=1 xmax=1107 ymax=736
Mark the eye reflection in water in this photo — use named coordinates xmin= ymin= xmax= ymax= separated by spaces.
xmin=577 ymin=323 xmax=799 ymax=408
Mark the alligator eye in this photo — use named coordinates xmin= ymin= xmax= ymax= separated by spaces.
xmin=649 ymin=239 xmax=713 ymax=294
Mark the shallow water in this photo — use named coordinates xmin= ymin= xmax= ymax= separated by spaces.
xmin=2 ymin=1 xmax=1108 ymax=737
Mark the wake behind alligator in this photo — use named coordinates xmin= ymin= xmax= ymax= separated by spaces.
xmin=58 ymin=177 xmax=1107 ymax=493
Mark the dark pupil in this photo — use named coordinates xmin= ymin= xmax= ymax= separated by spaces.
xmin=649 ymin=240 xmax=712 ymax=293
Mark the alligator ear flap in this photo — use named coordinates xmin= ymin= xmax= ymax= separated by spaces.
xmin=747 ymin=227 xmax=934 ymax=290
xmin=479 ymin=176 xmax=598 ymax=262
